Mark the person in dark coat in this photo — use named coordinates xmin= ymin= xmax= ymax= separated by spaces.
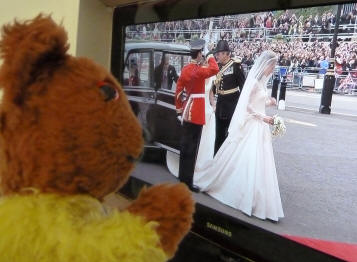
xmin=126 ymin=57 xmax=140 ymax=86
xmin=154 ymin=55 xmax=179 ymax=90
xmin=210 ymin=40 xmax=246 ymax=155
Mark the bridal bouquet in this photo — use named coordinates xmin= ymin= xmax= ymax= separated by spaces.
xmin=272 ymin=115 xmax=286 ymax=137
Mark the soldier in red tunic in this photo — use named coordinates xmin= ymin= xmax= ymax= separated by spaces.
xmin=175 ymin=39 xmax=219 ymax=192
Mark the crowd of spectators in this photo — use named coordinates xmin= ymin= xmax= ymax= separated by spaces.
xmin=126 ymin=5 xmax=357 ymax=75
xmin=240 ymin=8 xmax=356 ymax=37
xmin=127 ymin=5 xmax=357 ymax=41
xmin=127 ymin=20 xmax=210 ymax=42
xmin=230 ymin=40 xmax=357 ymax=75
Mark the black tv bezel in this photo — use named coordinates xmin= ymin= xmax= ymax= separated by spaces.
xmin=111 ymin=1 xmax=353 ymax=261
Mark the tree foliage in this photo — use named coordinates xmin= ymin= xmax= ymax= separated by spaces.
xmin=272 ymin=5 xmax=337 ymax=20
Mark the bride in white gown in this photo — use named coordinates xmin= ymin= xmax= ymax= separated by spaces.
xmin=194 ymin=50 xmax=284 ymax=221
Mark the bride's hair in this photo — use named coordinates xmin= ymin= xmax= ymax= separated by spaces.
xmin=254 ymin=50 xmax=278 ymax=81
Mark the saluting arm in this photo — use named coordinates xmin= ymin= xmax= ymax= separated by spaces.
xmin=196 ymin=55 xmax=219 ymax=79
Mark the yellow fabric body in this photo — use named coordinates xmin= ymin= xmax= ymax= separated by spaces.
xmin=0 ymin=193 xmax=167 ymax=262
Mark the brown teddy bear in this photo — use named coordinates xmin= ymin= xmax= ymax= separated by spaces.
xmin=0 ymin=15 xmax=194 ymax=262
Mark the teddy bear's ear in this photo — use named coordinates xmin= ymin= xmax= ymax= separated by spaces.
xmin=0 ymin=14 xmax=69 ymax=106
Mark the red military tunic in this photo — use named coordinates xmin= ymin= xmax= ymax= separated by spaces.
xmin=175 ymin=56 xmax=219 ymax=125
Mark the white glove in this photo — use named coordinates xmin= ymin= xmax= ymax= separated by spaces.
xmin=206 ymin=54 xmax=214 ymax=60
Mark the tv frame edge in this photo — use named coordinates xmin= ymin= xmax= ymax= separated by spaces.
xmin=111 ymin=0 xmax=352 ymax=261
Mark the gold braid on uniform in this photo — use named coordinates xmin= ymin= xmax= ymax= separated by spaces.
xmin=213 ymin=59 xmax=234 ymax=88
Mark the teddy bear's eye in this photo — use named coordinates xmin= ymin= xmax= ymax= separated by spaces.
xmin=97 ymin=81 xmax=119 ymax=102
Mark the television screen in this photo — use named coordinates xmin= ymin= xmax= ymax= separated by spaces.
xmin=115 ymin=1 xmax=357 ymax=261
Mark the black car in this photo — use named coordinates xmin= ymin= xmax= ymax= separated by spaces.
xmin=123 ymin=41 xmax=191 ymax=157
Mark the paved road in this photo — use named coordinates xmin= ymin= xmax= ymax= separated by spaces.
xmin=279 ymin=89 xmax=357 ymax=116
xmin=130 ymin=108 xmax=357 ymax=244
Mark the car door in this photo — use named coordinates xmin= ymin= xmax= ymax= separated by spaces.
xmin=151 ymin=51 xmax=191 ymax=152
xmin=123 ymin=49 xmax=155 ymax=141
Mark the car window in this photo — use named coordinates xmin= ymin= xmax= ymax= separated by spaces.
xmin=154 ymin=53 xmax=191 ymax=91
xmin=182 ymin=55 xmax=191 ymax=69
xmin=123 ymin=52 xmax=151 ymax=87
xmin=154 ymin=52 xmax=163 ymax=68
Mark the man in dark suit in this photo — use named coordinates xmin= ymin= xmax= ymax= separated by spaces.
xmin=210 ymin=40 xmax=246 ymax=155
xmin=154 ymin=55 xmax=179 ymax=90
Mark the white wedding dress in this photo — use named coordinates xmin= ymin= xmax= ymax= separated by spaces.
xmin=194 ymin=76 xmax=216 ymax=171
xmin=194 ymin=51 xmax=284 ymax=221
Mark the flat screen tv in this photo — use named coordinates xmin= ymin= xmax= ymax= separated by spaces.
xmin=111 ymin=0 xmax=357 ymax=261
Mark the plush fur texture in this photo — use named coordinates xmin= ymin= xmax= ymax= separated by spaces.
xmin=0 ymin=15 xmax=194 ymax=260
xmin=0 ymin=193 xmax=167 ymax=262
xmin=128 ymin=183 xmax=195 ymax=257
xmin=0 ymin=15 xmax=143 ymax=198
